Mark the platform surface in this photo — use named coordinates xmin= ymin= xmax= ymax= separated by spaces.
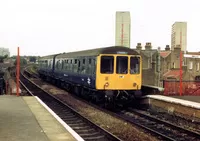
xmin=170 ymin=95 xmax=200 ymax=103
xmin=146 ymin=95 xmax=200 ymax=109
xmin=0 ymin=95 xmax=78 ymax=141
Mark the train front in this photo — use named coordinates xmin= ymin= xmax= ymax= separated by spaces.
xmin=96 ymin=51 xmax=142 ymax=105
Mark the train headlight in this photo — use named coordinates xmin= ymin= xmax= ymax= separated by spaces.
xmin=105 ymin=82 xmax=109 ymax=87
xmin=133 ymin=83 xmax=137 ymax=87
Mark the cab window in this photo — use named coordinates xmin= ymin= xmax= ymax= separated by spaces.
xmin=130 ymin=57 xmax=140 ymax=74
xmin=116 ymin=56 xmax=128 ymax=74
xmin=100 ymin=56 xmax=114 ymax=74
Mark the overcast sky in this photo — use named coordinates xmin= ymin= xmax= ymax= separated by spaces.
xmin=0 ymin=0 xmax=199 ymax=56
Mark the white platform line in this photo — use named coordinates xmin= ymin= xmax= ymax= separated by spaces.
xmin=146 ymin=95 xmax=200 ymax=109
xmin=35 ymin=96 xmax=84 ymax=141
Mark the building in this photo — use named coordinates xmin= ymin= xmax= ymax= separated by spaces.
xmin=159 ymin=45 xmax=200 ymax=81
xmin=159 ymin=46 xmax=200 ymax=95
xmin=171 ymin=22 xmax=187 ymax=53
xmin=133 ymin=43 xmax=200 ymax=87
xmin=0 ymin=47 xmax=10 ymax=57
xmin=115 ymin=11 xmax=131 ymax=48
xmin=134 ymin=42 xmax=161 ymax=86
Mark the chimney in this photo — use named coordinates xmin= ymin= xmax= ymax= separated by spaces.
xmin=136 ymin=43 xmax=142 ymax=50
xmin=174 ymin=45 xmax=181 ymax=52
xmin=145 ymin=42 xmax=152 ymax=50
xmin=165 ymin=45 xmax=170 ymax=51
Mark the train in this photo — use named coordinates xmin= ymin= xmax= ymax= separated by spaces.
xmin=38 ymin=46 xmax=142 ymax=107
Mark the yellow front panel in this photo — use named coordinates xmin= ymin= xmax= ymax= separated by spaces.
xmin=96 ymin=55 xmax=142 ymax=90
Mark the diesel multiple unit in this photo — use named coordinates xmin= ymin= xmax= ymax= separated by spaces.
xmin=38 ymin=46 xmax=142 ymax=107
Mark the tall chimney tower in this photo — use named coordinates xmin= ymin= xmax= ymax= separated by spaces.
xmin=115 ymin=11 xmax=131 ymax=48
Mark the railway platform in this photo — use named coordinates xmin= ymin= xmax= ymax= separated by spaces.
xmin=141 ymin=95 xmax=200 ymax=119
xmin=170 ymin=95 xmax=200 ymax=103
xmin=0 ymin=95 xmax=82 ymax=141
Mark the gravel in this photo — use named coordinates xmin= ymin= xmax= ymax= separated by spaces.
xmin=31 ymin=80 xmax=159 ymax=141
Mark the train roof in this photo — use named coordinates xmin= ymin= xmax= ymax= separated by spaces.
xmin=39 ymin=46 xmax=139 ymax=60
xmin=39 ymin=54 xmax=60 ymax=60
xmin=56 ymin=46 xmax=139 ymax=58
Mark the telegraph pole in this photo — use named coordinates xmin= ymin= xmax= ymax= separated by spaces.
xmin=179 ymin=32 xmax=182 ymax=96
xmin=16 ymin=47 xmax=20 ymax=96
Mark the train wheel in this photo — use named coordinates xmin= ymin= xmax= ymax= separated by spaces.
xmin=74 ymin=86 xmax=81 ymax=96
xmin=104 ymin=91 xmax=116 ymax=110
xmin=104 ymin=97 xmax=116 ymax=110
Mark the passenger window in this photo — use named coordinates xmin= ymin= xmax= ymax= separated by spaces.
xmin=62 ymin=60 xmax=64 ymax=70
xmin=100 ymin=56 xmax=114 ymax=74
xmin=130 ymin=57 xmax=140 ymax=74
xmin=116 ymin=56 xmax=128 ymax=74
xmin=89 ymin=58 xmax=91 ymax=64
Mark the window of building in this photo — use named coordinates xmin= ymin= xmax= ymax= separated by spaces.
xmin=173 ymin=62 xmax=175 ymax=68
xmin=189 ymin=61 xmax=193 ymax=70
xmin=197 ymin=63 xmax=199 ymax=71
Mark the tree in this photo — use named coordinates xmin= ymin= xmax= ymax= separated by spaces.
xmin=0 ymin=55 xmax=8 ymax=63
xmin=29 ymin=56 xmax=36 ymax=63
xmin=14 ymin=57 xmax=27 ymax=66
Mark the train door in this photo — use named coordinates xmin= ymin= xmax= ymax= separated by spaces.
xmin=114 ymin=55 xmax=131 ymax=89
xmin=96 ymin=55 xmax=115 ymax=89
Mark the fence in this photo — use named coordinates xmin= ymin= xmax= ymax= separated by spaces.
xmin=163 ymin=80 xmax=200 ymax=96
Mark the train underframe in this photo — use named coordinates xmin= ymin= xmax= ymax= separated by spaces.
xmin=39 ymin=73 xmax=142 ymax=109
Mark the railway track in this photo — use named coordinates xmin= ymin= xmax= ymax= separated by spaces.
xmin=20 ymin=71 xmax=121 ymax=141
xmin=23 ymin=68 xmax=200 ymax=141
xmin=23 ymin=68 xmax=39 ymax=78
xmin=116 ymin=108 xmax=200 ymax=141
xmin=69 ymin=96 xmax=200 ymax=141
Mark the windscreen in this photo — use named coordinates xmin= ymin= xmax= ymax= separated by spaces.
xmin=130 ymin=57 xmax=140 ymax=74
xmin=116 ymin=56 xmax=128 ymax=74
xmin=100 ymin=56 xmax=114 ymax=74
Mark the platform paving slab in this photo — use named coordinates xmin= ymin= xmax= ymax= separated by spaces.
xmin=0 ymin=95 xmax=79 ymax=141
xmin=23 ymin=96 xmax=78 ymax=141
xmin=0 ymin=95 xmax=49 ymax=141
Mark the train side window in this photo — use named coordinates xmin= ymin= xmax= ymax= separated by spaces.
xmin=77 ymin=59 xmax=81 ymax=73
xmin=89 ymin=59 xmax=91 ymax=64
xmin=130 ymin=57 xmax=140 ymax=74
xmin=70 ymin=59 xmax=73 ymax=71
xmin=73 ymin=59 xmax=77 ymax=72
xmin=48 ymin=60 xmax=51 ymax=68
xmin=87 ymin=58 xmax=92 ymax=74
xmin=100 ymin=56 xmax=114 ymax=74
xmin=56 ymin=60 xmax=60 ymax=69
xmin=62 ymin=60 xmax=64 ymax=70
xmin=93 ymin=59 xmax=96 ymax=75
xmin=81 ymin=59 xmax=86 ymax=74
xmin=90 ymin=58 xmax=96 ymax=75
xmin=116 ymin=56 xmax=128 ymax=74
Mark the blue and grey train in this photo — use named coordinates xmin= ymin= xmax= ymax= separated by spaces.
xmin=38 ymin=46 xmax=142 ymax=106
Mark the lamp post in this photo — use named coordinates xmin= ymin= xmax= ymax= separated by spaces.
xmin=179 ymin=31 xmax=182 ymax=96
